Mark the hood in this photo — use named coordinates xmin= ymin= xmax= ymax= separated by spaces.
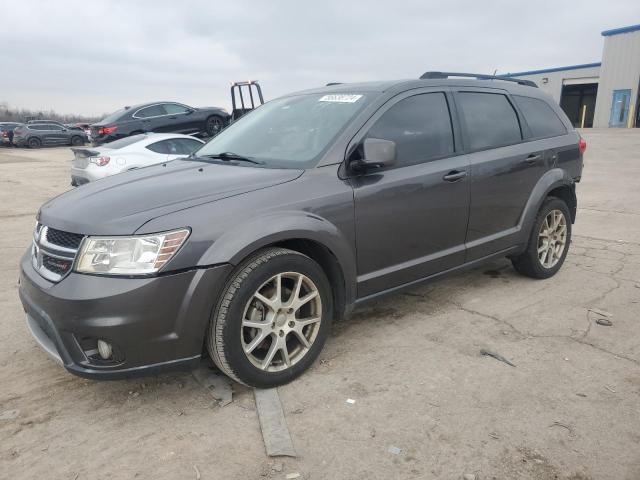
xmin=39 ymin=160 xmax=303 ymax=235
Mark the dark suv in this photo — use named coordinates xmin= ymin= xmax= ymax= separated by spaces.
xmin=19 ymin=73 xmax=584 ymax=388
xmin=13 ymin=123 xmax=87 ymax=148
xmin=90 ymin=102 xmax=230 ymax=146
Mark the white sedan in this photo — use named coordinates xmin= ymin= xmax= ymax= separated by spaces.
xmin=70 ymin=133 xmax=205 ymax=185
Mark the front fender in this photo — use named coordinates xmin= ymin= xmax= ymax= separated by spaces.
xmin=197 ymin=210 xmax=357 ymax=304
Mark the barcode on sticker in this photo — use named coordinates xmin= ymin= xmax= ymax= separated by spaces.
xmin=319 ymin=94 xmax=363 ymax=103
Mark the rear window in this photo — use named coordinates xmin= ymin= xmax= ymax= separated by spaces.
xmin=99 ymin=108 xmax=130 ymax=124
xmin=513 ymin=95 xmax=567 ymax=138
xmin=458 ymin=92 xmax=522 ymax=151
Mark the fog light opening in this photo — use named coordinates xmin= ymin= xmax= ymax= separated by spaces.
xmin=97 ymin=340 xmax=113 ymax=360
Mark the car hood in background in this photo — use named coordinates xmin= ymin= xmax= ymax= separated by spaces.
xmin=38 ymin=160 xmax=303 ymax=235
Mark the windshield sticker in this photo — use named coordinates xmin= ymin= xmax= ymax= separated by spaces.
xmin=319 ymin=94 xmax=363 ymax=103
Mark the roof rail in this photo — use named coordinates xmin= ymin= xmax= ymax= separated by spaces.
xmin=326 ymin=82 xmax=342 ymax=86
xmin=419 ymin=71 xmax=538 ymax=88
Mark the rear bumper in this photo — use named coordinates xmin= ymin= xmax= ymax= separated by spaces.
xmin=18 ymin=250 xmax=233 ymax=379
xmin=70 ymin=165 xmax=112 ymax=184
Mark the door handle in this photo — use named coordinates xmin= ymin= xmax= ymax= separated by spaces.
xmin=443 ymin=170 xmax=467 ymax=182
xmin=525 ymin=154 xmax=542 ymax=164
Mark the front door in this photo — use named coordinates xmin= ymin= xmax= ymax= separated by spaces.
xmin=609 ymin=89 xmax=631 ymax=127
xmin=350 ymin=91 xmax=470 ymax=298
xmin=161 ymin=103 xmax=198 ymax=133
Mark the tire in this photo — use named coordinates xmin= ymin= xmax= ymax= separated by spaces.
xmin=70 ymin=136 xmax=84 ymax=146
xmin=207 ymin=247 xmax=333 ymax=388
xmin=28 ymin=137 xmax=41 ymax=149
xmin=511 ymin=197 xmax=572 ymax=279
xmin=205 ymin=115 xmax=224 ymax=137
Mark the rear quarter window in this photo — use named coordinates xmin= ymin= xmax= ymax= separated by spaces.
xmin=457 ymin=92 xmax=522 ymax=151
xmin=513 ymin=95 xmax=567 ymax=138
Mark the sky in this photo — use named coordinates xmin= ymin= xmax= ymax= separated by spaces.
xmin=1 ymin=0 xmax=638 ymax=118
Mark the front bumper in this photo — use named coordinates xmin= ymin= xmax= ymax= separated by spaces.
xmin=18 ymin=250 xmax=232 ymax=379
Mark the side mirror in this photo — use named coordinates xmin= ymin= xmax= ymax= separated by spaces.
xmin=185 ymin=109 xmax=194 ymax=115
xmin=352 ymin=138 xmax=396 ymax=172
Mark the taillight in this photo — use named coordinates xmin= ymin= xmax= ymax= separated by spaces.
xmin=89 ymin=156 xmax=110 ymax=166
xmin=579 ymin=137 xmax=587 ymax=155
xmin=98 ymin=126 xmax=117 ymax=135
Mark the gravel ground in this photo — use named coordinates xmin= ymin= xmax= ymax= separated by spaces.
xmin=1 ymin=129 xmax=639 ymax=480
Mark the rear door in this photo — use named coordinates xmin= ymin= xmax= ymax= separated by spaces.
xmin=454 ymin=89 xmax=551 ymax=260
xmin=32 ymin=124 xmax=56 ymax=145
xmin=350 ymin=89 xmax=470 ymax=297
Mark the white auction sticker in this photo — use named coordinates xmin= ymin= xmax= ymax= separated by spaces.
xmin=319 ymin=94 xmax=363 ymax=103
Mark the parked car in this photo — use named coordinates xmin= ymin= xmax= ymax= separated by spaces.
xmin=13 ymin=123 xmax=88 ymax=148
xmin=19 ymin=73 xmax=584 ymax=388
xmin=0 ymin=122 xmax=22 ymax=146
xmin=90 ymin=102 xmax=230 ymax=146
xmin=71 ymin=133 xmax=205 ymax=185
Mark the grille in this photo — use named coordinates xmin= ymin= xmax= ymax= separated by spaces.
xmin=32 ymin=225 xmax=84 ymax=282
xmin=46 ymin=228 xmax=84 ymax=249
xmin=42 ymin=254 xmax=73 ymax=276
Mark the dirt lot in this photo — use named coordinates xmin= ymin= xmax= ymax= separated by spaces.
xmin=1 ymin=130 xmax=639 ymax=480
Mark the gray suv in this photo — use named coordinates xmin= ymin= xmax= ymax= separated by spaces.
xmin=13 ymin=122 xmax=87 ymax=148
xmin=18 ymin=72 xmax=585 ymax=388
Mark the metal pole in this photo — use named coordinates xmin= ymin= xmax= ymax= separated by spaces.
xmin=580 ymin=104 xmax=587 ymax=129
xmin=627 ymin=104 xmax=635 ymax=128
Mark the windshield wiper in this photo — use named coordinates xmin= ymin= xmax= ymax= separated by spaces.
xmin=196 ymin=152 xmax=264 ymax=165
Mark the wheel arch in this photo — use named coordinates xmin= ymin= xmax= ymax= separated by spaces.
xmin=520 ymin=168 xmax=577 ymax=234
xmin=546 ymin=184 xmax=577 ymax=223
xmin=195 ymin=214 xmax=357 ymax=319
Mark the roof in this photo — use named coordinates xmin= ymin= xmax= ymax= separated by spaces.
xmin=601 ymin=24 xmax=640 ymax=37
xmin=287 ymin=77 xmax=544 ymax=98
xmin=503 ymin=62 xmax=601 ymax=77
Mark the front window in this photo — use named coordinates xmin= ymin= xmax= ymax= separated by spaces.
xmin=195 ymin=93 xmax=371 ymax=168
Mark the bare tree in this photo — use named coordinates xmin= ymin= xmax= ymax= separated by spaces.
xmin=0 ymin=102 xmax=103 ymax=124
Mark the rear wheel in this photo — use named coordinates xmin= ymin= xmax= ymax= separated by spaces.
xmin=28 ymin=137 xmax=41 ymax=149
xmin=70 ymin=136 xmax=84 ymax=146
xmin=511 ymin=197 xmax=571 ymax=279
xmin=205 ymin=116 xmax=224 ymax=137
xmin=207 ymin=247 xmax=332 ymax=388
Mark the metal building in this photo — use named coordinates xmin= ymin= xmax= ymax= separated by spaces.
xmin=505 ymin=24 xmax=640 ymax=128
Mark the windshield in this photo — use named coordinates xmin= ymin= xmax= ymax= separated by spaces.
xmin=195 ymin=93 xmax=370 ymax=168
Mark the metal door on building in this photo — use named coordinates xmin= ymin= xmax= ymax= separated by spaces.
xmin=609 ymin=89 xmax=631 ymax=127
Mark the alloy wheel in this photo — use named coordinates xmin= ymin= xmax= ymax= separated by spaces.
xmin=537 ymin=209 xmax=567 ymax=268
xmin=241 ymin=272 xmax=322 ymax=372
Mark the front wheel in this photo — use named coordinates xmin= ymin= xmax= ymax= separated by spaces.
xmin=207 ymin=247 xmax=333 ymax=388
xmin=511 ymin=197 xmax=572 ymax=279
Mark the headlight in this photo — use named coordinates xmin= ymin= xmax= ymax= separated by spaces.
xmin=75 ymin=228 xmax=190 ymax=275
